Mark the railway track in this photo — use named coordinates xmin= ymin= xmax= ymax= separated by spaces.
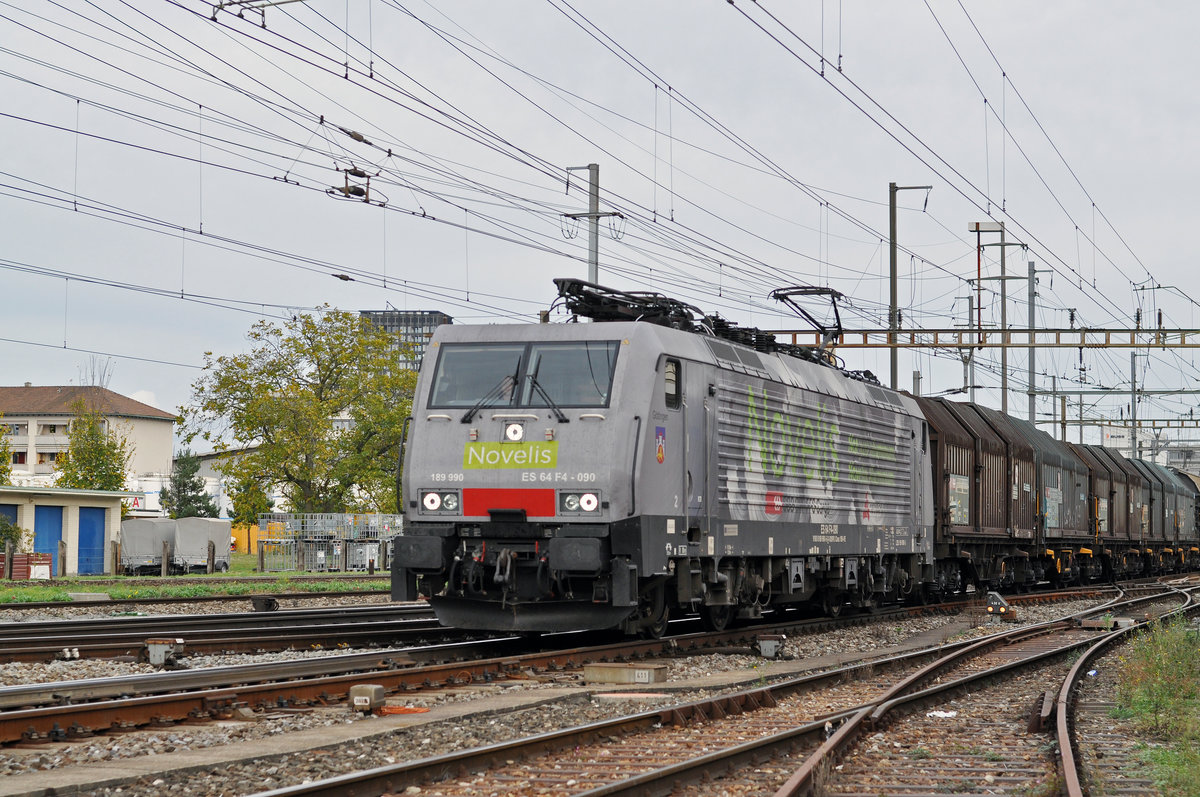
xmin=0 ymin=588 xmax=387 ymax=613
xmin=0 ymin=585 xmax=1156 ymax=796
xmin=0 ymin=590 xmax=1076 ymax=746
xmin=777 ymin=589 xmax=1194 ymax=797
xmin=221 ymin=587 xmax=1184 ymax=796
xmin=1055 ymin=592 xmax=1199 ymax=797
xmin=0 ymin=603 xmax=438 ymax=662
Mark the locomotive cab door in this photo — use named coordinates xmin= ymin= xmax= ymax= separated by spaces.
xmin=681 ymin=360 xmax=709 ymax=523
xmin=644 ymin=358 xmax=710 ymax=545
xmin=642 ymin=357 xmax=689 ymax=544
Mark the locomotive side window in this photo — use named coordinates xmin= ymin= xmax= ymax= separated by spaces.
xmin=665 ymin=358 xmax=681 ymax=409
xmin=429 ymin=341 xmax=619 ymax=409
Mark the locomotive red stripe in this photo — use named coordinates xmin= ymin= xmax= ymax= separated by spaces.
xmin=462 ymin=488 xmax=556 ymax=518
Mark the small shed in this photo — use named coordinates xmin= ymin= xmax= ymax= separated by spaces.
xmin=0 ymin=485 xmax=134 ymax=576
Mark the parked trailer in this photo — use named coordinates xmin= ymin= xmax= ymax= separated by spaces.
xmin=119 ymin=519 xmax=176 ymax=575
xmin=172 ymin=518 xmax=232 ymax=573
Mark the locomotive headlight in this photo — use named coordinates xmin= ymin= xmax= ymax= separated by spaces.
xmin=422 ymin=492 xmax=442 ymax=511
xmin=441 ymin=492 xmax=459 ymax=511
xmin=505 ymin=422 xmax=524 ymax=442
xmin=560 ymin=491 xmax=602 ymax=514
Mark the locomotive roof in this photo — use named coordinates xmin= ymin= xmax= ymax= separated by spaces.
xmin=428 ymin=320 xmax=920 ymax=417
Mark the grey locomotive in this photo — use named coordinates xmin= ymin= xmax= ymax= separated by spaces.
xmin=392 ymin=279 xmax=937 ymax=635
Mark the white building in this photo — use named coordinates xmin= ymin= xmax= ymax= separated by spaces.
xmin=0 ymin=384 xmax=175 ymax=512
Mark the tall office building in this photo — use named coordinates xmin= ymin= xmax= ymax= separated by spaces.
xmin=360 ymin=310 xmax=452 ymax=369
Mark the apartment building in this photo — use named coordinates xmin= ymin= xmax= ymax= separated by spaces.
xmin=0 ymin=384 xmax=175 ymax=489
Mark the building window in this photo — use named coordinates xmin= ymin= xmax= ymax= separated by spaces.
xmin=11 ymin=452 xmax=25 ymax=465
xmin=36 ymin=452 xmax=58 ymax=465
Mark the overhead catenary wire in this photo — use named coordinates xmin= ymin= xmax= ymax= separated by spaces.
xmin=1 ymin=1 xmax=1193 ymax=430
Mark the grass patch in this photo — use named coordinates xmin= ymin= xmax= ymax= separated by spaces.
xmin=0 ymin=554 xmax=389 ymax=603
xmin=1116 ymin=618 xmax=1200 ymax=795
xmin=0 ymin=584 xmax=74 ymax=603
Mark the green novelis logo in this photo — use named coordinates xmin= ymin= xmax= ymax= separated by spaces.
xmin=746 ymin=385 xmax=841 ymax=483
xmin=744 ymin=385 xmax=897 ymax=486
xmin=463 ymin=441 xmax=558 ymax=469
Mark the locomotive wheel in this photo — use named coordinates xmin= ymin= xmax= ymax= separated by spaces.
xmin=699 ymin=604 xmax=733 ymax=632
xmin=822 ymin=594 xmax=844 ymax=619
xmin=640 ymin=605 xmax=670 ymax=639
xmin=636 ymin=583 xmax=670 ymax=639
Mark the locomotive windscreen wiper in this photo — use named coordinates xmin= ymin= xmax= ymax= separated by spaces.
xmin=461 ymin=374 xmax=516 ymax=423
xmin=523 ymin=352 xmax=569 ymax=423
xmin=527 ymin=375 xmax=569 ymax=423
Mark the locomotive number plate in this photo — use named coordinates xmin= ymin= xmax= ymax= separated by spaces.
xmin=521 ymin=472 xmax=597 ymax=482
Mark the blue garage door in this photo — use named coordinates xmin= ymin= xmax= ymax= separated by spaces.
xmin=0 ymin=504 xmax=16 ymax=524
xmin=78 ymin=507 xmax=106 ymax=575
xmin=34 ymin=506 xmax=63 ymax=575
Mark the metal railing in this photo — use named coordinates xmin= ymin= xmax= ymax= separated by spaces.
xmin=255 ymin=513 xmax=402 ymax=573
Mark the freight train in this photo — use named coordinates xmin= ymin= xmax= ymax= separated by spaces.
xmin=391 ymin=278 xmax=1200 ymax=636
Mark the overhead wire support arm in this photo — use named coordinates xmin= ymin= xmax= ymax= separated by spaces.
xmin=563 ymin=164 xmax=622 ymax=284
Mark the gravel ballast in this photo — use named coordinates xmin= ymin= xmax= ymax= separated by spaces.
xmin=0 ymin=599 xmax=1104 ymax=796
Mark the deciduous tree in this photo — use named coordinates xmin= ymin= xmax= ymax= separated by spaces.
xmin=55 ymin=400 xmax=131 ymax=492
xmin=181 ymin=308 xmax=416 ymax=513
xmin=0 ymin=414 xmax=12 ymax=486
xmin=228 ymin=472 xmax=274 ymax=527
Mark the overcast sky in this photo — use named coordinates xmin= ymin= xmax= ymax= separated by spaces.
xmin=3 ymin=1 xmax=1197 ymax=448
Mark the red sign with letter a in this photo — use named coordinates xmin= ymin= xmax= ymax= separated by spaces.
xmin=765 ymin=491 xmax=783 ymax=515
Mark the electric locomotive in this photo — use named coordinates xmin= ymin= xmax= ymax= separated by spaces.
xmin=392 ymin=279 xmax=936 ymax=635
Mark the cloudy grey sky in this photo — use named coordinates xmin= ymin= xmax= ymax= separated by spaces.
xmin=2 ymin=1 xmax=1197 ymax=445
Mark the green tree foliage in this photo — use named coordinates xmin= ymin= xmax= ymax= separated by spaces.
xmin=160 ymin=449 xmax=218 ymax=519
xmin=181 ymin=308 xmax=417 ymax=513
xmin=0 ymin=414 xmax=12 ymax=486
xmin=0 ymin=515 xmax=25 ymax=550
xmin=55 ymin=400 xmax=132 ymax=491
xmin=228 ymin=472 xmax=274 ymax=527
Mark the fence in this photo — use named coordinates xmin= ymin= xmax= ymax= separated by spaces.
xmin=256 ymin=513 xmax=402 ymax=573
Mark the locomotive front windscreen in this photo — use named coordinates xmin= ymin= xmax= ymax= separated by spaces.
xmin=428 ymin=341 xmax=620 ymax=409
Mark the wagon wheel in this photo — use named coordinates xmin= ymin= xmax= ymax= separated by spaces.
xmin=699 ymin=604 xmax=734 ymax=632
